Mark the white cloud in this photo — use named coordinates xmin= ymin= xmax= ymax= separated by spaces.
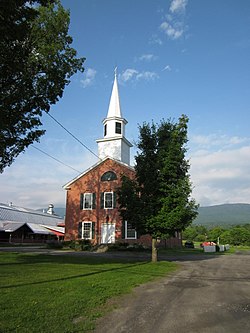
xmin=159 ymin=0 xmax=188 ymax=40
xmin=0 ymin=144 xmax=98 ymax=209
xmin=190 ymin=134 xmax=250 ymax=149
xmin=170 ymin=0 xmax=188 ymax=14
xmin=119 ymin=69 xmax=159 ymax=84
xmin=160 ymin=21 xmax=184 ymax=39
xmin=162 ymin=65 xmax=172 ymax=71
xmin=136 ymin=71 xmax=159 ymax=81
xmin=189 ymin=134 xmax=250 ymax=206
xmin=80 ymin=68 xmax=97 ymax=88
xmin=119 ymin=69 xmax=138 ymax=82
xmin=138 ymin=54 xmax=158 ymax=62
xmin=149 ymin=34 xmax=163 ymax=45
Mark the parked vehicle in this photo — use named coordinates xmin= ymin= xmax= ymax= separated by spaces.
xmin=184 ymin=241 xmax=195 ymax=248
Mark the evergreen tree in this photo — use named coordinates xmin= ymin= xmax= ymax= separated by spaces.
xmin=118 ymin=115 xmax=198 ymax=261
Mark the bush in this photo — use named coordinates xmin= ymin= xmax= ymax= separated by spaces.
xmin=107 ymin=242 xmax=148 ymax=252
xmin=62 ymin=240 xmax=92 ymax=251
xmin=46 ymin=240 xmax=63 ymax=249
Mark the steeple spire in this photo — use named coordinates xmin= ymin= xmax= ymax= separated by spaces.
xmin=107 ymin=67 xmax=123 ymax=118
xmin=96 ymin=68 xmax=132 ymax=165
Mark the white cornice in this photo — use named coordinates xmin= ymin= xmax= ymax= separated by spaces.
xmin=96 ymin=135 xmax=133 ymax=147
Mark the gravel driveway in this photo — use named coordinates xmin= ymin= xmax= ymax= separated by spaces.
xmin=94 ymin=251 xmax=250 ymax=333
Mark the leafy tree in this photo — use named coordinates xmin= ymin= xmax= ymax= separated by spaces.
xmin=182 ymin=225 xmax=208 ymax=242
xmin=118 ymin=115 xmax=198 ymax=261
xmin=241 ymin=223 xmax=250 ymax=231
xmin=219 ymin=230 xmax=231 ymax=245
xmin=195 ymin=225 xmax=208 ymax=236
xmin=0 ymin=0 xmax=85 ymax=172
xmin=208 ymin=227 xmax=225 ymax=242
xmin=182 ymin=226 xmax=198 ymax=241
xmin=220 ymin=226 xmax=250 ymax=246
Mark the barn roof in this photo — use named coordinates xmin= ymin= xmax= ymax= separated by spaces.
xmin=0 ymin=221 xmax=56 ymax=235
xmin=0 ymin=203 xmax=63 ymax=226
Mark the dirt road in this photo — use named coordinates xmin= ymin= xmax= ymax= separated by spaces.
xmin=94 ymin=252 xmax=250 ymax=333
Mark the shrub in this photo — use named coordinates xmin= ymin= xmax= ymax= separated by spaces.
xmin=62 ymin=240 xmax=92 ymax=251
xmin=46 ymin=240 xmax=63 ymax=249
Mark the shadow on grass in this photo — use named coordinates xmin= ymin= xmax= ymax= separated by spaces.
xmin=0 ymin=260 xmax=152 ymax=289
xmin=0 ymin=252 xmax=146 ymax=266
xmin=1 ymin=252 xmax=177 ymax=290
xmin=0 ymin=247 xmax=226 ymax=267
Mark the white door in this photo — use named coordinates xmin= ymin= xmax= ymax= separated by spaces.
xmin=101 ymin=223 xmax=116 ymax=244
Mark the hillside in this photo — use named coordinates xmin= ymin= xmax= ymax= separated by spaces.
xmin=193 ymin=203 xmax=250 ymax=228
xmin=38 ymin=204 xmax=250 ymax=228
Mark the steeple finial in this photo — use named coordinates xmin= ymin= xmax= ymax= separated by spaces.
xmin=114 ymin=66 xmax=117 ymax=78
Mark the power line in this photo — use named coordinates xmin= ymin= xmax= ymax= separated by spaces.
xmin=46 ymin=112 xmax=100 ymax=160
xmin=31 ymin=145 xmax=82 ymax=174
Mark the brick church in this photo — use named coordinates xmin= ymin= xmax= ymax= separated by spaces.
xmin=63 ymin=70 xmax=181 ymax=247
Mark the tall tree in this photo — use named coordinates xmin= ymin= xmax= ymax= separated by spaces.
xmin=0 ymin=0 xmax=85 ymax=172
xmin=118 ymin=115 xmax=198 ymax=262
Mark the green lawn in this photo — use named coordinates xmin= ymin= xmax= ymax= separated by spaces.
xmin=0 ymin=252 xmax=177 ymax=333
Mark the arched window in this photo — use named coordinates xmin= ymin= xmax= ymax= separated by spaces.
xmin=101 ymin=171 xmax=117 ymax=181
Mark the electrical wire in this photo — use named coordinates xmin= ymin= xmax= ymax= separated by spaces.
xmin=46 ymin=112 xmax=100 ymax=160
xmin=31 ymin=145 xmax=82 ymax=174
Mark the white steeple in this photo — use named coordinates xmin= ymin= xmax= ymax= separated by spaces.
xmin=107 ymin=67 xmax=123 ymax=118
xmin=96 ymin=68 xmax=132 ymax=165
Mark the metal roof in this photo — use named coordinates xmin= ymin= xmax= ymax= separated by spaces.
xmin=0 ymin=221 xmax=25 ymax=232
xmin=0 ymin=221 xmax=54 ymax=234
xmin=0 ymin=203 xmax=64 ymax=226
xmin=0 ymin=221 xmax=65 ymax=236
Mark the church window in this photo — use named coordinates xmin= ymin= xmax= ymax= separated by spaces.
xmin=115 ymin=122 xmax=121 ymax=134
xmin=105 ymin=192 xmax=113 ymax=208
xmin=104 ymin=124 xmax=107 ymax=136
xmin=80 ymin=193 xmax=96 ymax=210
xmin=125 ymin=221 xmax=137 ymax=239
xmin=78 ymin=221 xmax=95 ymax=239
xmin=100 ymin=192 xmax=116 ymax=209
xmin=101 ymin=171 xmax=117 ymax=181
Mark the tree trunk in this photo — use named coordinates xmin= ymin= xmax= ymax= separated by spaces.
xmin=151 ymin=238 xmax=158 ymax=262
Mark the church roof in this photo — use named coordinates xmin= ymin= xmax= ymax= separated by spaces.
xmin=63 ymin=156 xmax=134 ymax=189
xmin=107 ymin=68 xmax=123 ymax=119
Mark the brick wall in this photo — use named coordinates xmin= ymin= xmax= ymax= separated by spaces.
xmin=64 ymin=158 xmax=135 ymax=243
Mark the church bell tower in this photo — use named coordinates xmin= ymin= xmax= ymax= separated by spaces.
xmin=96 ymin=68 xmax=132 ymax=165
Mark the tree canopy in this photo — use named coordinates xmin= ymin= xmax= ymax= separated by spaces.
xmin=118 ymin=115 xmax=198 ymax=261
xmin=0 ymin=0 xmax=85 ymax=172
xmin=182 ymin=224 xmax=250 ymax=246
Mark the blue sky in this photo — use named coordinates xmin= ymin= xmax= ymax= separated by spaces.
xmin=1 ymin=0 xmax=250 ymax=209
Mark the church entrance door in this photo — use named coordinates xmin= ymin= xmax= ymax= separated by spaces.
xmin=101 ymin=223 xmax=115 ymax=244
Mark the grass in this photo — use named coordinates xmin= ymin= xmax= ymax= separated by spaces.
xmin=159 ymin=246 xmax=204 ymax=255
xmin=228 ymin=245 xmax=250 ymax=253
xmin=0 ymin=252 xmax=177 ymax=333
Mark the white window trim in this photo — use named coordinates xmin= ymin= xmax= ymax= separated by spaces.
xmin=104 ymin=192 xmax=113 ymax=209
xmin=81 ymin=221 xmax=92 ymax=239
xmin=125 ymin=220 xmax=137 ymax=240
xmin=83 ymin=193 xmax=93 ymax=210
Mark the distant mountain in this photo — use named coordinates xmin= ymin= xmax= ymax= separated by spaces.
xmin=193 ymin=203 xmax=250 ymax=228
xmin=37 ymin=207 xmax=66 ymax=218
xmin=38 ymin=204 xmax=250 ymax=228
